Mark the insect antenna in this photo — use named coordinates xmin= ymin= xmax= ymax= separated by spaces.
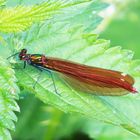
xmin=7 ymin=52 xmax=19 ymax=60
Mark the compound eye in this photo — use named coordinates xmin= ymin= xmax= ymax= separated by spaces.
xmin=22 ymin=55 xmax=25 ymax=59
xmin=19 ymin=54 xmax=25 ymax=60
xmin=21 ymin=49 xmax=27 ymax=54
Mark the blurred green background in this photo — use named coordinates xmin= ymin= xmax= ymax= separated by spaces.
xmin=11 ymin=0 xmax=140 ymax=140
xmin=100 ymin=0 xmax=140 ymax=59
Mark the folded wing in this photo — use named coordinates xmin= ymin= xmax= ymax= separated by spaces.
xmin=44 ymin=57 xmax=136 ymax=96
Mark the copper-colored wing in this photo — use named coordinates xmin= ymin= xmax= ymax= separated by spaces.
xmin=61 ymin=74 xmax=127 ymax=96
xmin=43 ymin=57 xmax=137 ymax=96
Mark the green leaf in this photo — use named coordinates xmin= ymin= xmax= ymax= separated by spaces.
xmin=12 ymin=94 xmax=47 ymax=140
xmin=3 ymin=0 xmax=140 ymax=138
xmin=82 ymin=120 xmax=140 ymax=140
xmin=12 ymin=19 xmax=140 ymax=136
xmin=0 ymin=57 xmax=20 ymax=140
xmin=0 ymin=0 xmax=93 ymax=33
xmin=51 ymin=0 xmax=108 ymax=32
xmin=3 ymin=1 xmax=105 ymax=51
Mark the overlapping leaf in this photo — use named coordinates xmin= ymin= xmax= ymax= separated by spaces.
xmin=0 ymin=57 xmax=20 ymax=140
xmin=0 ymin=0 xmax=93 ymax=33
xmin=51 ymin=0 xmax=108 ymax=32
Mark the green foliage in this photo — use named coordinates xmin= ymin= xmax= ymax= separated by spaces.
xmin=13 ymin=19 xmax=140 ymax=136
xmin=13 ymin=96 xmax=84 ymax=140
xmin=82 ymin=120 xmax=140 ymax=140
xmin=51 ymin=0 xmax=108 ymax=32
xmin=101 ymin=0 xmax=140 ymax=59
xmin=0 ymin=57 xmax=19 ymax=140
xmin=0 ymin=0 xmax=107 ymax=139
xmin=0 ymin=0 xmax=94 ymax=33
xmin=0 ymin=0 xmax=140 ymax=139
xmin=12 ymin=94 xmax=48 ymax=140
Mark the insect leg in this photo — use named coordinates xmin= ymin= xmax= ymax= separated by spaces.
xmin=41 ymin=67 xmax=60 ymax=95
xmin=48 ymin=71 xmax=60 ymax=96
xmin=23 ymin=61 xmax=27 ymax=69
xmin=33 ymin=69 xmax=43 ymax=89
xmin=32 ymin=64 xmax=60 ymax=95
xmin=11 ymin=62 xmax=26 ymax=70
